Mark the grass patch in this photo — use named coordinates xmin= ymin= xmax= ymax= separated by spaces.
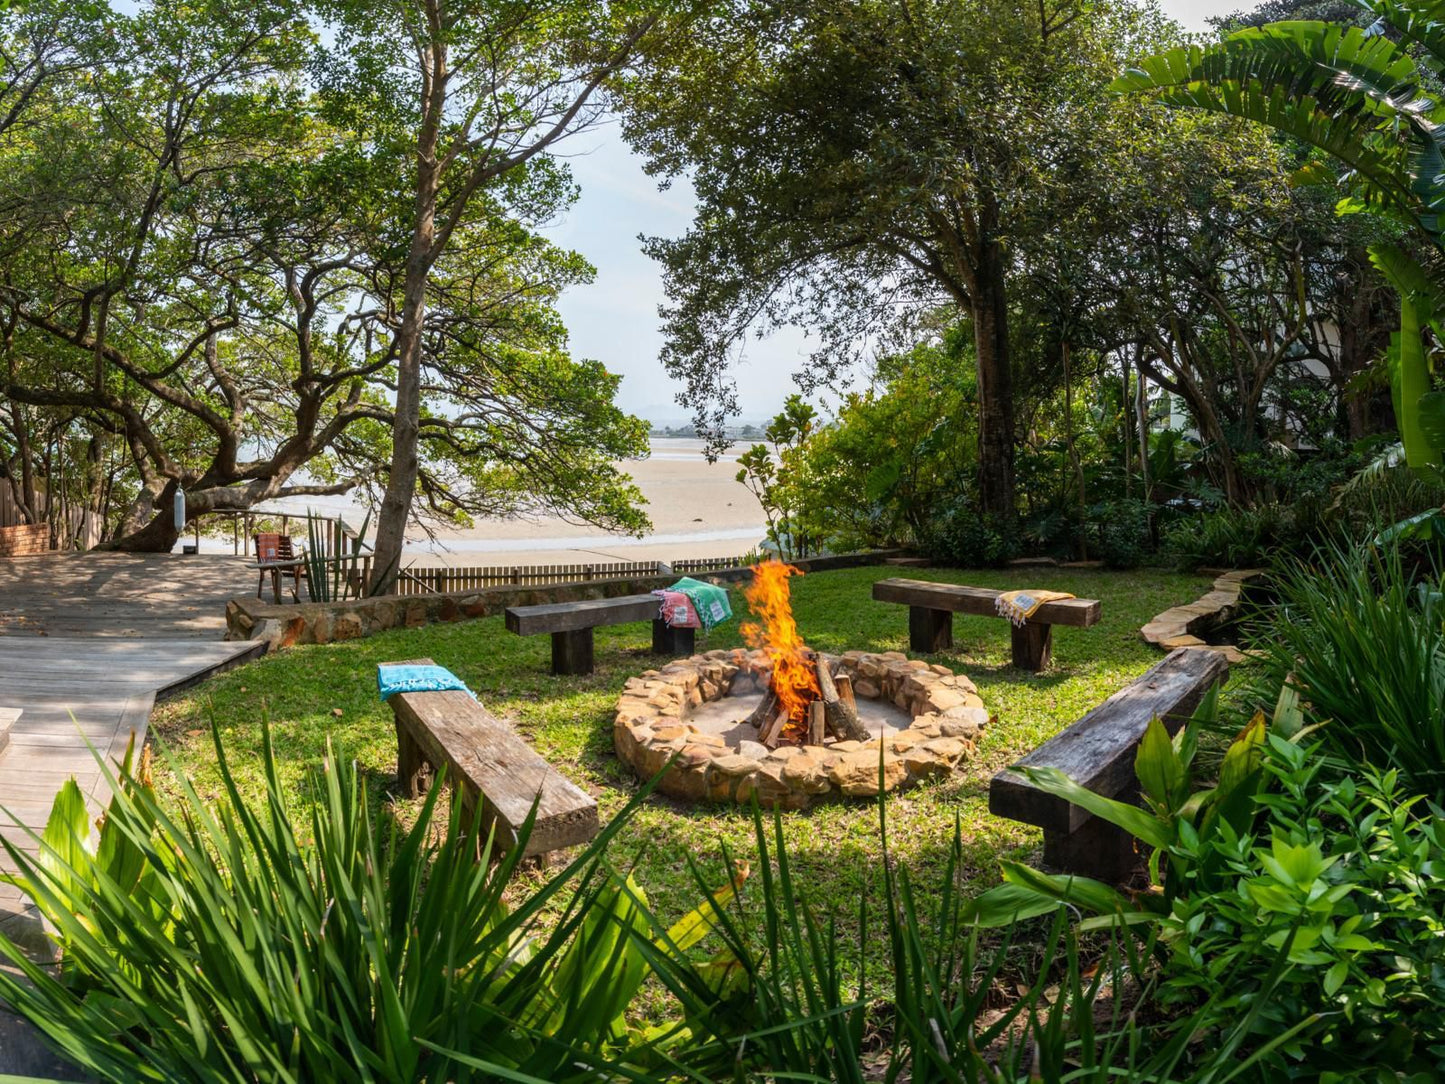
xmin=151 ymin=564 xmax=1209 ymax=1004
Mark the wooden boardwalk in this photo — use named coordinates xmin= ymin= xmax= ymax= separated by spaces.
xmin=0 ymin=555 xmax=262 ymax=1076
xmin=0 ymin=553 xmax=255 ymax=639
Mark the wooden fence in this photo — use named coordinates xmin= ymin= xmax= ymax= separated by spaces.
xmin=0 ymin=484 xmax=101 ymax=550
xmin=393 ymin=555 xmax=752 ymax=596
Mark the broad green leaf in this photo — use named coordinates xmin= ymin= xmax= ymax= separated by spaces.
xmin=961 ymin=882 xmax=1070 ymax=928
xmin=1017 ymin=766 xmax=1173 ymax=850
xmin=661 ymin=862 xmax=748 ymax=953
xmin=38 ymin=780 xmax=93 ymax=914
xmin=1272 ymin=684 xmax=1304 ymax=740
xmin=1323 ymin=959 xmax=1348 ymax=996
xmin=1135 ymin=715 xmax=1186 ymax=813
xmin=1371 ymin=245 xmax=1445 ymax=477
xmin=1417 ymin=389 xmax=1445 ymax=452
xmin=1000 ymin=860 xmax=1139 ymax=916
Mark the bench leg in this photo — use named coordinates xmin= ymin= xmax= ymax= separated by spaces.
xmin=551 ymin=628 xmax=595 ymax=675
xmin=652 ymin=619 xmax=696 ymax=656
xmin=1043 ymin=818 xmax=1144 ymax=884
xmin=1011 ymin=622 xmax=1052 ymax=671
xmin=908 ymin=606 xmax=952 ymax=653
xmin=395 ymin=723 xmax=433 ymax=799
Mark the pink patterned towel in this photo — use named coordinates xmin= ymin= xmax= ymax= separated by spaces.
xmin=653 ymin=589 xmax=701 ymax=629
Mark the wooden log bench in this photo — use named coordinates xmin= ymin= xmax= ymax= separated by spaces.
xmin=872 ymin=577 xmax=1101 ymax=670
xmin=988 ymin=647 xmax=1229 ymax=882
xmin=504 ymin=594 xmax=695 ymax=676
xmin=385 ymin=658 xmax=599 ymax=858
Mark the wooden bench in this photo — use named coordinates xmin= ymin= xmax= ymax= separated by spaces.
xmin=872 ymin=577 xmax=1101 ymax=670
xmin=385 ymin=659 xmax=599 ymax=858
xmin=988 ymin=648 xmax=1229 ymax=882
xmin=504 ymin=594 xmax=695 ymax=675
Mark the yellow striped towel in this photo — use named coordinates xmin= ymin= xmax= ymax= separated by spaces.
xmin=995 ymin=589 xmax=1075 ymax=627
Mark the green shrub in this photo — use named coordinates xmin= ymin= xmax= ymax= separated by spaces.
xmin=966 ymin=685 xmax=1445 ymax=1079
xmin=1161 ymin=503 xmax=1296 ymax=570
xmin=1159 ymin=746 xmax=1445 ymax=1074
xmin=1249 ymin=543 xmax=1445 ymax=799
xmin=920 ymin=495 xmax=1019 ymax=567
xmin=0 ymin=723 xmax=1264 ymax=1083
xmin=1088 ymin=498 xmax=1152 ymax=569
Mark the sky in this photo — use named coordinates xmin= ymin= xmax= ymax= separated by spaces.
xmin=540 ymin=0 xmax=1243 ymax=426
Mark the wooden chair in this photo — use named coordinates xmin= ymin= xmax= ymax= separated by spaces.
xmin=252 ymin=532 xmax=309 ymax=602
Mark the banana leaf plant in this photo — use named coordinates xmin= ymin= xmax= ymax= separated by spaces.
xmin=965 ymin=686 xmax=1308 ymax=930
xmin=1112 ymin=6 xmax=1445 ymax=483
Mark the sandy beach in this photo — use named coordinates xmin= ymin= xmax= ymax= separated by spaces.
xmin=400 ymin=438 xmax=767 ymax=568
xmin=213 ymin=438 xmax=769 ymax=568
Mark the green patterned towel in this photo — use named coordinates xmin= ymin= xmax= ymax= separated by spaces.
xmin=670 ymin=577 xmax=733 ymax=632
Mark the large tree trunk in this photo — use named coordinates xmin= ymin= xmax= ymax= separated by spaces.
xmin=370 ymin=29 xmax=446 ymax=596
xmin=972 ymin=240 xmax=1015 ymax=519
xmin=105 ymin=481 xmax=183 ymax=552
xmin=1135 ymin=357 xmax=1151 ymax=503
xmin=368 ymin=256 xmax=430 ymax=593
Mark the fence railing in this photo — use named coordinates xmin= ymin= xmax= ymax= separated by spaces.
xmin=392 ymin=555 xmax=753 ymax=596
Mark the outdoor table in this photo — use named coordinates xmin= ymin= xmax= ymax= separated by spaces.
xmin=253 ymin=558 xmax=307 ymax=603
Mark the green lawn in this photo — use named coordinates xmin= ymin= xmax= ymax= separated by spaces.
xmin=151 ymin=564 xmax=1209 ymax=1005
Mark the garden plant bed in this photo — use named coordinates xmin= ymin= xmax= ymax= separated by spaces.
xmin=614 ymin=648 xmax=986 ymax=807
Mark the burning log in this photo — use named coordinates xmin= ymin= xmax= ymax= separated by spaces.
xmin=760 ymin=705 xmax=789 ymax=748
xmin=745 ymin=688 xmax=780 ymax=730
xmin=835 ymin=672 xmax=858 ymax=716
xmin=808 ymin=700 xmax=826 ymax=745
xmin=816 ymin=656 xmax=869 ymax=742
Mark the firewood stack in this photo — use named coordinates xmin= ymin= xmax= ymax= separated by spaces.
xmin=744 ymin=650 xmax=871 ymax=748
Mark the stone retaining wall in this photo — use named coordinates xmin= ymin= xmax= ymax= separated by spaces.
xmin=614 ymin=649 xmax=989 ymax=808
xmin=1140 ymin=569 xmax=1267 ymax=664
xmin=226 ymin=549 xmax=909 ymax=649
xmin=0 ymin=523 xmax=49 ymax=557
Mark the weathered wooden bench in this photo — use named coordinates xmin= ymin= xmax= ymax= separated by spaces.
xmin=504 ymin=594 xmax=695 ymax=675
xmin=385 ymin=659 xmax=599 ymax=858
xmin=988 ymin=647 xmax=1229 ymax=882
xmin=872 ymin=577 xmax=1101 ymax=670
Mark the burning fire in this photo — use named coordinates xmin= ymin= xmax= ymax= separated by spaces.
xmin=740 ymin=560 xmax=820 ymax=728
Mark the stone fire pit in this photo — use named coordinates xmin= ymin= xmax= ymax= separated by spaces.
xmin=613 ymin=649 xmax=989 ymax=808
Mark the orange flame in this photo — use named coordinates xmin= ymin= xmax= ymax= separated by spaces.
xmin=740 ymin=560 xmax=820 ymax=727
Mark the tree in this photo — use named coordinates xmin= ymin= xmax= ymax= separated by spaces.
xmin=621 ymin=0 xmax=1177 ymax=519
xmin=1115 ymin=3 xmax=1445 ymax=481
xmin=0 ymin=0 xmax=655 ymax=554
xmin=734 ymin=395 xmax=819 ymax=559
xmin=313 ymin=0 xmax=668 ymax=592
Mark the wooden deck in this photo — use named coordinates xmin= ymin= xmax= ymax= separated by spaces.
xmin=0 ymin=554 xmax=263 ymax=1076
xmin=0 ymin=553 xmax=255 ymax=638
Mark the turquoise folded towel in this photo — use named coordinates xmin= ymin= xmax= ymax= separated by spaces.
xmin=377 ymin=664 xmax=474 ymax=701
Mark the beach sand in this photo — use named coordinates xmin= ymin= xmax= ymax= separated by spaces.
xmin=401 ymin=438 xmax=767 ymax=568
xmin=208 ymin=438 xmax=768 ymax=568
